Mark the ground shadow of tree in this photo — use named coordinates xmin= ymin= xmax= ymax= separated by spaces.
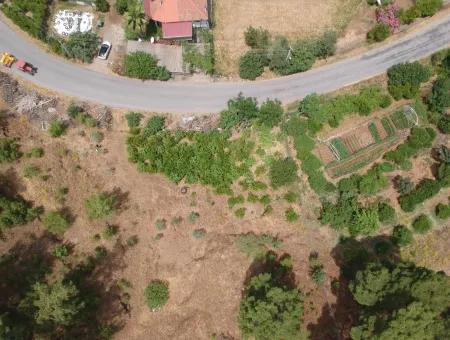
xmin=307 ymin=235 xmax=401 ymax=340
xmin=64 ymin=237 xmax=131 ymax=338
xmin=0 ymin=232 xmax=57 ymax=329
xmin=0 ymin=167 xmax=27 ymax=198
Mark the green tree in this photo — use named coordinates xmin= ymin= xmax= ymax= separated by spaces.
xmin=144 ymin=116 xmax=166 ymax=136
xmin=244 ymin=26 xmax=270 ymax=49
xmin=144 ymin=281 xmax=169 ymax=310
xmin=62 ymin=32 xmax=99 ymax=63
xmin=437 ymin=114 xmax=450 ymax=134
xmin=115 ymin=0 xmax=129 ymax=14
xmin=125 ymin=111 xmax=143 ymax=128
xmin=239 ymin=272 xmax=304 ymax=340
xmin=387 ymin=62 xmax=431 ymax=99
xmin=0 ymin=196 xmax=39 ymax=231
xmin=427 ymin=77 xmax=450 ymax=113
xmin=85 ymin=192 xmax=116 ymax=219
xmin=411 ymin=214 xmax=432 ymax=233
xmin=219 ymin=94 xmax=259 ymax=129
xmin=125 ymin=0 xmax=147 ymax=36
xmin=349 ymin=207 xmax=379 ymax=236
xmin=239 ymin=50 xmax=267 ymax=80
xmin=22 ymin=280 xmax=84 ymax=326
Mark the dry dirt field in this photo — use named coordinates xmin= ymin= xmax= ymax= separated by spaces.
xmin=1 ymin=71 xmax=449 ymax=339
xmin=213 ymin=0 xmax=363 ymax=75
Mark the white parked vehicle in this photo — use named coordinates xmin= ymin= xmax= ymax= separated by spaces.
xmin=98 ymin=41 xmax=112 ymax=60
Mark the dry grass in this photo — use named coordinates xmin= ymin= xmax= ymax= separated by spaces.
xmin=213 ymin=0 xmax=363 ymax=76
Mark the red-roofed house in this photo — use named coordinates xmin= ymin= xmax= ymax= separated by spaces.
xmin=143 ymin=0 xmax=210 ymax=40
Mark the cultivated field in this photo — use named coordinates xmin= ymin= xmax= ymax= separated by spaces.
xmin=213 ymin=0 xmax=363 ymax=75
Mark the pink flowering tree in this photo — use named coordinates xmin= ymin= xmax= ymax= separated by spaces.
xmin=376 ymin=4 xmax=400 ymax=33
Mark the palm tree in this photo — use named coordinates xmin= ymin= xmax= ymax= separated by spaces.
xmin=126 ymin=0 xmax=147 ymax=36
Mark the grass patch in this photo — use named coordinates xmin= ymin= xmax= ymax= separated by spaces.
xmin=368 ymin=122 xmax=381 ymax=142
xmin=330 ymin=138 xmax=349 ymax=159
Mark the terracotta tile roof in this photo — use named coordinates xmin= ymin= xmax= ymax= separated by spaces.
xmin=162 ymin=21 xmax=193 ymax=38
xmin=144 ymin=0 xmax=208 ymax=23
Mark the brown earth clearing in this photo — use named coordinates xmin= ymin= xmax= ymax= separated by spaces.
xmin=1 ymin=70 xmax=449 ymax=339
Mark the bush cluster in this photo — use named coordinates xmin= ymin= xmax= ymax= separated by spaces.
xmin=269 ymin=157 xmax=297 ymax=189
xmin=0 ymin=195 xmax=39 ymax=231
xmin=85 ymin=192 xmax=117 ymax=219
xmin=387 ymin=62 xmax=432 ymax=99
xmin=235 ymin=233 xmax=281 ymax=259
xmin=367 ymin=23 xmax=391 ymax=43
xmin=127 ymin=129 xmax=254 ymax=193
xmin=298 ymin=86 xmax=391 ymax=131
xmin=239 ymin=30 xmax=337 ymax=79
xmin=320 ymin=196 xmax=379 ymax=236
xmin=1 ymin=0 xmax=50 ymax=40
xmin=391 ymin=225 xmax=413 ymax=246
xmin=399 ymin=178 xmax=441 ymax=212
xmin=124 ymin=52 xmax=171 ymax=81
xmin=42 ymin=211 xmax=70 ymax=235
xmin=397 ymin=0 xmax=443 ymax=24
xmin=337 ymin=163 xmax=390 ymax=196
xmin=63 ymin=32 xmax=100 ymax=63
xmin=411 ymin=214 xmax=432 ymax=233
xmin=436 ymin=201 xmax=450 ymax=219
xmin=384 ymin=127 xmax=436 ymax=166
xmin=219 ymin=94 xmax=283 ymax=129
xmin=95 ymin=0 xmax=110 ymax=12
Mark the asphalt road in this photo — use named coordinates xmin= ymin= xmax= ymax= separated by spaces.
xmin=1 ymin=16 xmax=450 ymax=113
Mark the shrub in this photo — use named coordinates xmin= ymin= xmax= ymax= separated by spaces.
xmin=228 ymin=195 xmax=245 ymax=208
xmin=144 ymin=281 xmax=169 ymax=310
xmin=235 ymin=207 xmax=246 ymax=218
xmin=125 ymin=112 xmax=143 ymax=128
xmin=399 ymin=179 xmax=441 ymax=212
xmin=387 ymin=62 xmax=432 ymax=99
xmin=239 ymin=51 xmax=266 ymax=80
xmin=42 ymin=211 xmax=70 ymax=235
xmin=126 ymin=235 xmax=139 ymax=247
xmin=144 ymin=116 xmax=165 ymax=136
xmin=124 ymin=52 xmax=171 ymax=80
xmin=115 ymin=0 xmax=129 ymax=14
xmin=269 ymin=157 xmax=297 ymax=189
xmin=312 ymin=31 xmax=337 ymax=58
xmin=48 ymin=120 xmax=66 ymax=138
xmin=258 ymin=99 xmax=283 ymax=128
xmin=63 ymin=32 xmax=99 ymax=63
xmin=427 ymin=77 xmax=450 ymax=113
xmin=91 ymin=131 xmax=104 ymax=143
xmin=53 ymin=244 xmax=69 ymax=258
xmin=23 ymin=165 xmax=41 ymax=179
xmin=285 ymin=208 xmax=299 ymax=222
xmin=95 ymin=0 xmax=110 ymax=12
xmin=67 ymin=103 xmax=84 ymax=118
xmin=236 ymin=233 xmax=281 ymax=259
xmin=377 ymin=202 xmax=396 ymax=223
xmin=309 ymin=252 xmax=326 ymax=285
xmin=394 ymin=176 xmax=414 ymax=195
xmin=437 ymin=114 xmax=450 ymax=134
xmin=26 ymin=147 xmax=44 ymax=158
xmin=188 ymin=211 xmax=200 ymax=223
xmin=436 ymin=202 xmax=450 ymax=219
xmin=155 ymin=219 xmax=167 ymax=231
xmin=244 ymin=26 xmax=270 ymax=49
xmin=367 ymin=24 xmax=391 ymax=43
xmin=415 ymin=0 xmax=443 ymax=17
xmin=0 ymin=138 xmax=21 ymax=163
xmin=219 ymin=94 xmax=259 ymax=129
xmin=102 ymin=224 xmax=118 ymax=239
xmin=85 ymin=192 xmax=116 ymax=219
xmin=283 ymin=191 xmax=299 ymax=203
xmin=192 ymin=228 xmax=207 ymax=239
xmin=392 ymin=225 xmax=413 ymax=246
xmin=411 ymin=214 xmax=432 ymax=234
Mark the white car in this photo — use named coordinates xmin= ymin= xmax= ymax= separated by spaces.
xmin=98 ymin=41 xmax=112 ymax=60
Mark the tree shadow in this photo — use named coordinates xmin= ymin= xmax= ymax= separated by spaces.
xmin=0 ymin=233 xmax=56 ymax=313
xmin=111 ymin=187 xmax=130 ymax=212
xmin=307 ymin=235 xmax=401 ymax=340
xmin=243 ymin=251 xmax=297 ymax=294
xmin=0 ymin=167 xmax=26 ymax=197
xmin=64 ymin=237 xmax=130 ymax=338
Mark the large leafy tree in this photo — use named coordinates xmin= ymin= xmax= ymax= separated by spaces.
xmin=428 ymin=77 xmax=450 ymax=113
xmin=239 ymin=255 xmax=304 ymax=340
xmin=22 ymin=280 xmax=85 ymax=327
xmin=387 ymin=62 xmax=431 ymax=99
xmin=349 ymin=261 xmax=449 ymax=340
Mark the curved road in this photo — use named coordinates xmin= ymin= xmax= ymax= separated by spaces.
xmin=1 ymin=17 xmax=450 ymax=113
